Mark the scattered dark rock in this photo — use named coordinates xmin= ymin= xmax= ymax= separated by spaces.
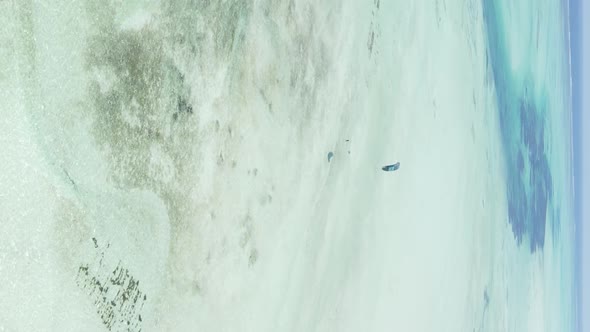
xmin=76 ymin=254 xmax=147 ymax=332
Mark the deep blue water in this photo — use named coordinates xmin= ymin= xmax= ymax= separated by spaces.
xmin=482 ymin=0 xmax=555 ymax=252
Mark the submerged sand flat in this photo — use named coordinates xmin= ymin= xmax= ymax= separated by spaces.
xmin=0 ymin=0 xmax=575 ymax=331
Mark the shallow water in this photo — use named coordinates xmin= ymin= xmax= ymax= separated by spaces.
xmin=0 ymin=0 xmax=576 ymax=331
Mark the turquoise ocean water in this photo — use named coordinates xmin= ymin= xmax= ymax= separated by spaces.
xmin=483 ymin=0 xmax=573 ymax=251
xmin=482 ymin=0 xmax=577 ymax=329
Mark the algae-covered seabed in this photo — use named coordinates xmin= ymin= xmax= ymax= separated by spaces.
xmin=0 ymin=0 xmax=575 ymax=331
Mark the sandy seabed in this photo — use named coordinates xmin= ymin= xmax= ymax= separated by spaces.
xmin=0 ymin=0 xmax=570 ymax=331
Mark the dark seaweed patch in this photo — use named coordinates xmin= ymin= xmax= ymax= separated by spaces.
xmin=76 ymin=242 xmax=146 ymax=332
